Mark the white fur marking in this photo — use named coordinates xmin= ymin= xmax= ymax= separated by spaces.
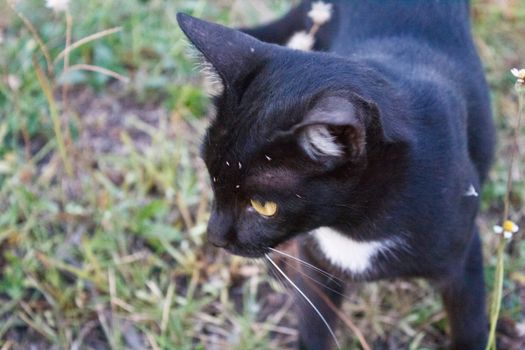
xmin=300 ymin=125 xmax=343 ymax=159
xmin=312 ymin=227 xmax=390 ymax=274
xmin=464 ymin=184 xmax=478 ymax=197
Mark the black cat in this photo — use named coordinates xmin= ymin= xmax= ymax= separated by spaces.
xmin=177 ymin=1 xmax=494 ymax=349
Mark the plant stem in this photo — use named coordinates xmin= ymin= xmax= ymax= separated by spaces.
xmin=54 ymin=26 xmax=122 ymax=64
xmin=485 ymin=83 xmax=524 ymax=350
xmin=9 ymin=1 xmax=54 ymax=76
xmin=33 ymin=55 xmax=73 ymax=176
xmin=61 ymin=11 xmax=73 ymax=151
xmin=486 ymin=238 xmax=505 ymax=350
xmin=62 ymin=12 xmax=72 ymax=111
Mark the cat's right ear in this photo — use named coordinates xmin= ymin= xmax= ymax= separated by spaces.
xmin=177 ymin=13 xmax=270 ymax=95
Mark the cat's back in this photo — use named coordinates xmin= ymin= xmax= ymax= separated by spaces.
xmin=326 ymin=0 xmax=493 ymax=182
xmin=331 ymin=0 xmax=472 ymax=56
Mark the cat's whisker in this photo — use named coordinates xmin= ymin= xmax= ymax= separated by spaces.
xmin=269 ymin=247 xmax=345 ymax=286
xmin=265 ymin=254 xmax=341 ymax=350
xmin=264 ymin=259 xmax=290 ymax=292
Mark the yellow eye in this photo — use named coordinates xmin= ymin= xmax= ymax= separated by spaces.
xmin=250 ymin=199 xmax=278 ymax=217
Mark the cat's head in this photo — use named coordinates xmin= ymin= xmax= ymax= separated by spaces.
xmin=177 ymin=13 xmax=404 ymax=257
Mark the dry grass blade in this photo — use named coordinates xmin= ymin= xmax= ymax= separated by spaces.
xmin=54 ymin=27 xmax=123 ymax=63
xmin=66 ymin=64 xmax=130 ymax=83
xmin=62 ymin=12 xmax=73 ymax=110
xmin=8 ymin=1 xmax=53 ymax=75
xmin=161 ymin=282 xmax=176 ymax=333
xmin=1 ymin=340 xmax=14 ymax=350
xmin=32 ymin=55 xmax=73 ymax=176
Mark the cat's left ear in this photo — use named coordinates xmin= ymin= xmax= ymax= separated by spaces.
xmin=292 ymin=95 xmax=370 ymax=163
xmin=177 ymin=13 xmax=270 ymax=95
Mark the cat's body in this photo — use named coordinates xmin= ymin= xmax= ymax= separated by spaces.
xmin=177 ymin=1 xmax=494 ymax=349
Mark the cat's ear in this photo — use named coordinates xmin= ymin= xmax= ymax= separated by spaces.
xmin=294 ymin=96 xmax=367 ymax=163
xmin=177 ymin=13 xmax=269 ymax=95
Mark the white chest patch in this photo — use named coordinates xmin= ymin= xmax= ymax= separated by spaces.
xmin=312 ymin=227 xmax=392 ymax=275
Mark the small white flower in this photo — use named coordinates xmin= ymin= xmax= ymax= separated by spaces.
xmin=308 ymin=1 xmax=333 ymax=25
xmin=7 ymin=75 xmax=21 ymax=91
xmin=287 ymin=31 xmax=314 ymax=51
xmin=493 ymin=220 xmax=519 ymax=240
xmin=511 ymin=68 xmax=525 ymax=79
xmin=46 ymin=0 xmax=69 ymax=12
xmin=165 ymin=186 xmax=175 ymax=201
xmin=511 ymin=68 xmax=525 ymax=84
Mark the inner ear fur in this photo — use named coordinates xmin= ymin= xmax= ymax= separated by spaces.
xmin=294 ymin=95 xmax=367 ymax=161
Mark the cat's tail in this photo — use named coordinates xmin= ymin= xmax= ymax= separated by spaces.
xmin=239 ymin=1 xmax=337 ymax=51
xmin=239 ymin=2 xmax=310 ymax=45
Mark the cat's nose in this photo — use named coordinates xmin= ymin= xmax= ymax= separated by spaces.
xmin=207 ymin=210 xmax=234 ymax=248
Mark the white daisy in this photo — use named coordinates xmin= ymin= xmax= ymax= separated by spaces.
xmin=46 ymin=0 xmax=69 ymax=13
xmin=511 ymin=68 xmax=525 ymax=85
xmin=493 ymin=220 xmax=519 ymax=240
xmin=7 ymin=75 xmax=21 ymax=91
xmin=308 ymin=1 xmax=333 ymax=25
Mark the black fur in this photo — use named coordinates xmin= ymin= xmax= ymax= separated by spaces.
xmin=177 ymin=1 xmax=494 ymax=349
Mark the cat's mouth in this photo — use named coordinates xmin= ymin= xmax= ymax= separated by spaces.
xmin=222 ymin=244 xmax=271 ymax=258
xmin=220 ymin=237 xmax=297 ymax=259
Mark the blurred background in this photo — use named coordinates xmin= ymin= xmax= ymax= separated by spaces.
xmin=0 ymin=0 xmax=524 ymax=349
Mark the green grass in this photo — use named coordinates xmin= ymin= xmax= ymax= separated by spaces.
xmin=1 ymin=0 xmax=525 ymax=349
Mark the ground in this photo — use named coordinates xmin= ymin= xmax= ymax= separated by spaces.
xmin=0 ymin=0 xmax=525 ymax=349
